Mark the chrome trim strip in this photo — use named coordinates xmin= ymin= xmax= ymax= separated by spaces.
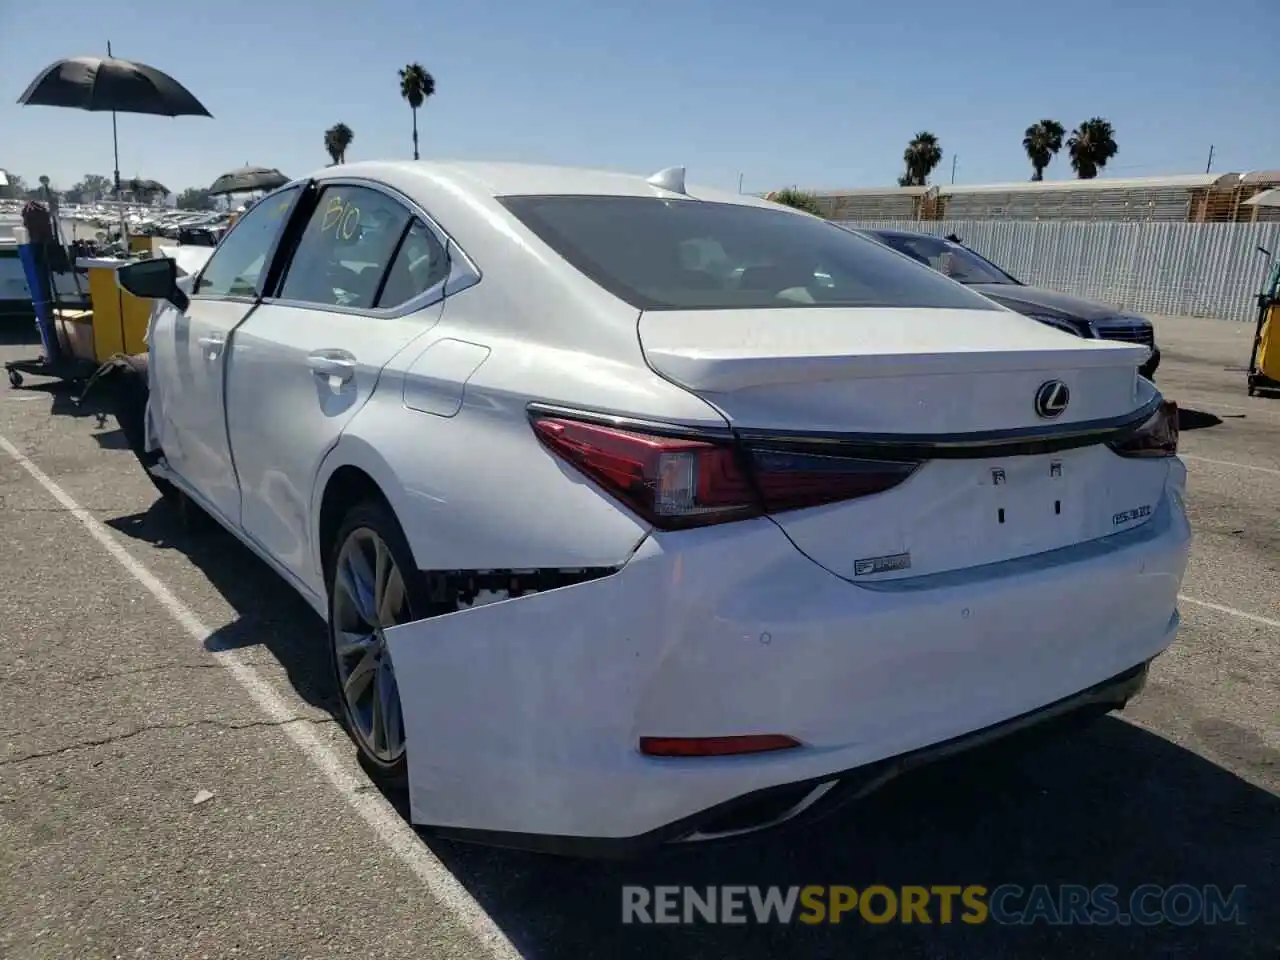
xmin=253 ymin=176 xmax=481 ymax=318
xmin=736 ymin=394 xmax=1162 ymax=454
xmin=528 ymin=394 xmax=1163 ymax=458
xmin=525 ymin=401 xmax=734 ymax=439
xmin=308 ymin=176 xmax=482 ymax=282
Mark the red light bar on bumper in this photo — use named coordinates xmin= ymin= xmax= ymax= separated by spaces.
xmin=639 ymin=734 xmax=802 ymax=757
xmin=530 ymin=415 xmax=920 ymax=530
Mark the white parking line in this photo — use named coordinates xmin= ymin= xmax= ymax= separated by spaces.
xmin=1178 ymin=595 xmax=1280 ymax=630
xmin=0 ymin=434 xmax=521 ymax=960
xmin=1181 ymin=454 xmax=1280 ymax=476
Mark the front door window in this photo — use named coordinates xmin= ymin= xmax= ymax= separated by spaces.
xmin=193 ymin=186 xmax=303 ymax=299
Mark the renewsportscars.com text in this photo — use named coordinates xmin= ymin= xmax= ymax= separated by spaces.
xmin=621 ymin=884 xmax=1248 ymax=926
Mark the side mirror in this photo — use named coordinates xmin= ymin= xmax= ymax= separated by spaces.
xmin=117 ymin=257 xmax=189 ymax=311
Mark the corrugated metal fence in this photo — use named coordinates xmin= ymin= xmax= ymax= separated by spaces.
xmin=838 ymin=219 xmax=1280 ymax=322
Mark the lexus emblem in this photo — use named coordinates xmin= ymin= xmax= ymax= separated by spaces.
xmin=1034 ymin=380 xmax=1070 ymax=419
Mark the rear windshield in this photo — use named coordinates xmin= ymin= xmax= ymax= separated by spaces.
xmin=498 ymin=195 xmax=1003 ymax=312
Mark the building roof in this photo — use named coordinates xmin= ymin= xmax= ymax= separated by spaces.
xmin=939 ymin=173 xmax=1236 ymax=195
xmin=809 ymin=172 xmax=1254 ymax=198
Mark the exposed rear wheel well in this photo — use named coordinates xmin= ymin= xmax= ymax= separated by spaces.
xmin=318 ymin=466 xmax=392 ymax=580
xmin=318 ymin=466 xmax=621 ymax=608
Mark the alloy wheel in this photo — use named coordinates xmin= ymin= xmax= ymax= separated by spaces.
xmin=331 ymin=527 xmax=410 ymax=764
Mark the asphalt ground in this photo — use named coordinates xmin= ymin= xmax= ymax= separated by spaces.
xmin=0 ymin=314 xmax=1276 ymax=959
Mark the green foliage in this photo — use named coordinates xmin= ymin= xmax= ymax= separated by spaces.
xmin=1068 ymin=118 xmax=1119 ymax=180
xmin=1023 ymin=120 xmax=1066 ymax=181
xmin=901 ymin=131 xmax=943 ymax=186
xmin=324 ymin=122 xmax=355 ymax=165
xmin=398 ymin=63 xmax=436 ymax=160
xmin=176 ymin=186 xmax=216 ymax=210
xmin=770 ymin=187 xmax=824 ymax=216
xmin=0 ymin=172 xmax=22 ymax=199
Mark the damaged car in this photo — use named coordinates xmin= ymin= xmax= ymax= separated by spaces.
xmin=110 ymin=160 xmax=1190 ymax=856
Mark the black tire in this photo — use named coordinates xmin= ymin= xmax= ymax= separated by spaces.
xmin=108 ymin=354 xmax=181 ymax=504
xmin=325 ymin=498 xmax=435 ymax=790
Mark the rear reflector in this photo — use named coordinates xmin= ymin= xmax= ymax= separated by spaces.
xmin=531 ymin=415 xmax=920 ymax=530
xmin=639 ymin=734 xmax=802 ymax=758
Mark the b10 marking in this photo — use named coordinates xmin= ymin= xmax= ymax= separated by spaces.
xmin=1113 ymin=504 xmax=1153 ymax=526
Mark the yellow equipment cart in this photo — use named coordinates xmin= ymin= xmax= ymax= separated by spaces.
xmin=77 ymin=256 xmax=155 ymax=360
xmin=1248 ymin=248 xmax=1280 ymax=397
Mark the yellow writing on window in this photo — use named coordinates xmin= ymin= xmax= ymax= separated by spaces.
xmin=319 ymin=195 xmax=360 ymax=240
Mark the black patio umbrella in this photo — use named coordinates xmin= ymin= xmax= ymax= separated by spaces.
xmin=16 ymin=43 xmax=211 ymax=204
xmin=123 ymin=177 xmax=169 ymax=196
xmin=209 ymin=166 xmax=289 ymax=196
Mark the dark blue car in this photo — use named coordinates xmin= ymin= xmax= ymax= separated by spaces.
xmin=857 ymin=228 xmax=1160 ymax=380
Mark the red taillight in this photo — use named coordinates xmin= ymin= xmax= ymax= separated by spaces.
xmin=530 ymin=415 xmax=920 ymax=529
xmin=639 ymin=734 xmax=801 ymax=758
xmin=531 ymin=417 xmax=760 ymax=529
xmin=1108 ymin=400 xmax=1178 ymax=458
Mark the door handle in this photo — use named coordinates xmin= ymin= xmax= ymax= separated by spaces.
xmin=307 ymin=351 xmax=357 ymax=383
xmin=197 ymin=334 xmax=225 ymax=358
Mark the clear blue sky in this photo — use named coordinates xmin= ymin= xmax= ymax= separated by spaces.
xmin=2 ymin=0 xmax=1276 ymax=196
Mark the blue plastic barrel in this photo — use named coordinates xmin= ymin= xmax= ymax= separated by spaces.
xmin=16 ymin=242 xmax=61 ymax=363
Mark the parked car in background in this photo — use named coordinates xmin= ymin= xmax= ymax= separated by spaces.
xmin=858 ymin=228 xmax=1161 ymax=380
xmin=111 ymin=161 xmax=1188 ymax=855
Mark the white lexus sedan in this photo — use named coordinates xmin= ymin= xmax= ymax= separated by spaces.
xmin=111 ymin=160 xmax=1190 ymax=856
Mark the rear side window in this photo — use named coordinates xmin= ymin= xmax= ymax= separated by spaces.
xmin=498 ymin=195 xmax=1002 ymax=312
xmin=375 ymin=219 xmax=449 ymax=308
xmin=277 ymin=185 xmax=412 ymax=309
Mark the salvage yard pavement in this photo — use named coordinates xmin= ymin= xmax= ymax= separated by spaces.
xmin=0 ymin=315 xmax=1276 ymax=959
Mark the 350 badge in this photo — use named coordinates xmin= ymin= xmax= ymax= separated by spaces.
xmin=1113 ymin=504 xmax=1152 ymax=526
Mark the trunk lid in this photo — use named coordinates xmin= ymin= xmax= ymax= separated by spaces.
xmin=638 ymin=306 xmax=1148 ymax=434
xmin=638 ymin=306 xmax=1167 ymax=580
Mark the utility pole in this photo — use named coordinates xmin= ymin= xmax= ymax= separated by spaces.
xmin=737 ymin=172 xmax=744 ymax=194
xmin=1205 ymin=145 xmax=1215 ymax=174
xmin=951 ymin=155 xmax=958 ymax=185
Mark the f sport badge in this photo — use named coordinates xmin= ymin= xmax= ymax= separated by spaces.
xmin=854 ymin=552 xmax=912 ymax=576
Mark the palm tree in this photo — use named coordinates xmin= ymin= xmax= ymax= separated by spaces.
xmin=1067 ymin=118 xmax=1118 ymax=180
xmin=900 ymin=132 xmax=943 ymax=187
xmin=1022 ymin=119 xmax=1066 ymax=181
xmin=324 ymin=122 xmax=354 ymax=165
xmin=398 ymin=63 xmax=436 ymax=161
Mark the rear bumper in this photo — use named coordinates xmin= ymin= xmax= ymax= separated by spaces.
xmin=384 ymin=464 xmax=1190 ymax=852
xmin=431 ymin=660 xmax=1152 ymax=858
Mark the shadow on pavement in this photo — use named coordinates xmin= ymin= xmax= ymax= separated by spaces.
xmin=105 ymin=500 xmax=339 ymax=721
xmin=1178 ymin=407 xmax=1224 ymax=431
xmin=2 ymin=375 xmax=127 ymax=448
xmin=106 ymin=499 xmax=1279 ymax=960
xmin=0 ymin=322 xmax=40 ymax=347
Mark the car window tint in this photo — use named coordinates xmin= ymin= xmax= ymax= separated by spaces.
xmin=277 ymin=185 xmax=412 ymax=309
xmin=375 ymin=219 xmax=449 ymax=308
xmin=193 ymin=186 xmax=301 ymax=298
xmin=499 ymin=195 xmax=1003 ymax=312
xmin=875 ymin=234 xmax=1017 ymax=285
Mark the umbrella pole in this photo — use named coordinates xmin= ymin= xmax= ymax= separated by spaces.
xmin=112 ymin=110 xmax=126 ymax=250
xmin=107 ymin=41 xmax=127 ymax=254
